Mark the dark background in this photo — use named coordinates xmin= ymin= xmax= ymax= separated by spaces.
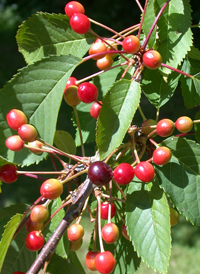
xmin=0 ymin=0 xmax=199 ymax=206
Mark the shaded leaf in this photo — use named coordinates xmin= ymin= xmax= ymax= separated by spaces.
xmin=54 ymin=130 xmax=76 ymax=155
xmin=142 ymin=0 xmax=156 ymax=48
xmin=194 ymin=109 xmax=200 ymax=143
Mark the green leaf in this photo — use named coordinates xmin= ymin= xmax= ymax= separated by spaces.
xmin=155 ymin=137 xmax=200 ymax=226
xmin=142 ymin=0 xmax=156 ymax=48
xmin=126 ymin=181 xmax=171 ymax=274
xmin=1 ymin=227 xmax=36 ymax=274
xmin=54 ymin=130 xmax=76 ymax=155
xmin=97 ymin=79 xmax=141 ymax=160
xmin=142 ymin=68 xmax=180 ymax=108
xmin=16 ymin=12 xmax=94 ymax=64
xmin=155 ymin=0 xmax=193 ymax=74
xmin=0 ymin=55 xmax=80 ymax=166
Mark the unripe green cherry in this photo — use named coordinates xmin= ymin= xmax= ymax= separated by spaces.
xmin=63 ymin=85 xmax=81 ymax=106
xmin=30 ymin=205 xmax=49 ymax=223
xmin=141 ymin=119 xmax=157 ymax=135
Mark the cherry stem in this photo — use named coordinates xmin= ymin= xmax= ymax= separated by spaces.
xmin=17 ymin=170 xmax=70 ymax=175
xmin=92 ymin=212 xmax=98 ymax=250
xmin=61 ymin=168 xmax=88 ymax=185
xmin=138 ymin=105 xmax=147 ymax=121
xmin=19 ymin=172 xmax=46 ymax=181
xmin=49 ymin=154 xmax=58 ymax=171
xmin=142 ymin=0 xmax=171 ymax=49
xmin=108 ymin=180 xmax=112 ymax=224
xmin=133 ymin=140 xmax=140 ymax=164
xmin=138 ymin=0 xmax=148 ymax=39
xmin=149 ymin=138 xmax=159 ymax=148
xmin=73 ymin=106 xmax=85 ymax=157
xmin=96 ymin=195 xmax=105 ymax=253
xmin=135 ymin=0 xmax=144 ymax=12
xmin=101 ymin=193 xmax=126 ymax=203
xmin=76 ymin=196 xmax=89 ymax=224
xmin=161 ymin=63 xmax=193 ymax=78
xmin=174 ymin=132 xmax=195 ymax=138
xmin=193 ymin=119 xmax=200 ymax=123
xmin=112 ymin=180 xmax=127 ymax=201
xmin=111 ymin=24 xmax=140 ymax=40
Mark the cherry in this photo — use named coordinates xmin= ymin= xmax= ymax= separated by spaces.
xmin=156 ymin=118 xmax=175 ymax=137
xmin=26 ymin=218 xmax=44 ymax=232
xmin=102 ymin=223 xmax=119 ymax=244
xmin=64 ymin=1 xmax=85 ymax=18
xmin=90 ymin=101 xmax=102 ymax=119
xmin=85 ymin=251 xmax=99 ymax=271
xmin=101 ymin=202 xmax=116 ymax=220
xmin=25 ymin=231 xmax=45 ymax=251
xmin=113 ymin=163 xmax=134 ymax=185
xmin=6 ymin=135 xmax=24 ymax=151
xmin=122 ymin=224 xmax=130 ymax=240
xmin=143 ymin=50 xmax=162 ymax=69
xmin=18 ymin=124 xmax=38 ymax=142
xmin=170 ymin=207 xmax=179 ymax=226
xmin=70 ymin=13 xmax=90 ymax=34
xmin=94 ymin=251 xmax=116 ymax=274
xmin=122 ymin=35 xmax=140 ymax=54
xmin=64 ymin=86 xmax=81 ymax=106
xmin=30 ymin=205 xmax=49 ymax=223
xmin=105 ymin=40 xmax=118 ymax=56
xmin=153 ymin=146 xmax=172 ymax=165
xmin=69 ymin=238 xmax=82 ymax=251
xmin=40 ymin=178 xmax=63 ymax=200
xmin=134 ymin=161 xmax=155 ymax=183
xmin=96 ymin=55 xmax=113 ymax=70
xmin=141 ymin=119 xmax=157 ymax=135
xmin=6 ymin=109 xmax=28 ymax=131
xmin=67 ymin=223 xmax=84 ymax=242
xmin=175 ymin=116 xmax=193 ymax=133
xmin=0 ymin=164 xmax=18 ymax=183
xmin=89 ymin=39 xmax=107 ymax=60
xmin=88 ymin=161 xmax=113 ymax=186
xmin=28 ymin=140 xmax=43 ymax=154
xmin=77 ymin=82 xmax=98 ymax=103
xmin=64 ymin=76 xmax=78 ymax=91
xmin=12 ymin=272 xmax=25 ymax=274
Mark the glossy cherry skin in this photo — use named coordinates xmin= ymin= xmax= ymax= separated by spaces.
xmin=122 ymin=35 xmax=140 ymax=54
xmin=0 ymin=164 xmax=18 ymax=183
xmin=64 ymin=86 xmax=81 ymax=106
xmin=101 ymin=202 xmax=116 ymax=220
xmin=6 ymin=135 xmax=24 ymax=151
xmin=90 ymin=101 xmax=102 ymax=119
xmin=170 ymin=207 xmax=179 ymax=226
xmin=156 ymin=118 xmax=175 ymax=137
xmin=40 ymin=178 xmax=63 ymax=200
xmin=141 ymin=119 xmax=157 ymax=135
xmin=88 ymin=161 xmax=113 ymax=186
xmin=85 ymin=251 xmax=99 ymax=271
xmin=70 ymin=13 xmax=90 ymax=34
xmin=134 ymin=161 xmax=155 ymax=183
xmin=69 ymin=238 xmax=83 ymax=251
xmin=89 ymin=39 xmax=107 ymax=60
xmin=12 ymin=272 xmax=25 ymax=274
xmin=25 ymin=231 xmax=45 ymax=251
xmin=143 ymin=50 xmax=162 ymax=69
xmin=122 ymin=224 xmax=130 ymax=240
xmin=153 ymin=146 xmax=172 ymax=165
xmin=77 ymin=82 xmax=98 ymax=103
xmin=113 ymin=163 xmax=134 ymax=185
xmin=6 ymin=109 xmax=28 ymax=131
xmin=67 ymin=223 xmax=84 ymax=242
xmin=64 ymin=1 xmax=85 ymax=18
xmin=18 ymin=124 xmax=38 ymax=142
xmin=30 ymin=205 xmax=49 ymax=223
xmin=94 ymin=251 xmax=116 ymax=274
xmin=175 ymin=116 xmax=193 ymax=133
xmin=64 ymin=77 xmax=78 ymax=91
xmin=26 ymin=218 xmax=44 ymax=232
xmin=102 ymin=223 xmax=119 ymax=244
xmin=96 ymin=55 xmax=113 ymax=70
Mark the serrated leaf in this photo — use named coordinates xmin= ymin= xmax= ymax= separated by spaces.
xmin=0 ymin=55 xmax=80 ymax=166
xmin=126 ymin=182 xmax=171 ymax=274
xmin=142 ymin=0 xmax=156 ymax=48
xmin=16 ymin=12 xmax=94 ymax=64
xmin=97 ymin=79 xmax=141 ymax=160
xmin=155 ymin=0 xmax=193 ymax=74
xmin=1 ymin=227 xmax=36 ymax=274
xmin=155 ymin=137 xmax=200 ymax=226
xmin=54 ymin=130 xmax=76 ymax=155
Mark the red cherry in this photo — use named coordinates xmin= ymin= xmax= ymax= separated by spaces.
xmin=88 ymin=161 xmax=113 ymax=186
xmin=90 ymin=101 xmax=102 ymax=119
xmin=122 ymin=224 xmax=130 ymax=240
xmin=175 ymin=116 xmax=193 ymax=133
xmin=94 ymin=251 xmax=116 ymax=274
xmin=64 ymin=86 xmax=81 ymax=106
xmin=0 ymin=164 xmax=18 ymax=183
xmin=30 ymin=205 xmax=49 ymax=223
xmin=134 ymin=161 xmax=155 ymax=183
xmin=6 ymin=135 xmax=24 ymax=151
xmin=96 ymin=55 xmax=113 ymax=70
xmin=143 ymin=50 xmax=162 ymax=69
xmin=69 ymin=238 xmax=83 ymax=251
xmin=18 ymin=124 xmax=38 ymax=142
xmin=40 ymin=178 xmax=63 ymax=200
xmin=141 ymin=119 xmax=157 ymax=135
xmin=89 ymin=39 xmax=107 ymax=60
xmin=67 ymin=223 xmax=84 ymax=242
xmin=70 ymin=13 xmax=90 ymax=34
xmin=101 ymin=223 xmax=119 ymax=244
xmin=25 ymin=231 xmax=45 ymax=251
xmin=26 ymin=218 xmax=44 ymax=232
xmin=12 ymin=272 xmax=25 ymax=274
xmin=64 ymin=1 xmax=85 ymax=18
xmin=6 ymin=109 xmax=28 ymax=131
xmin=28 ymin=140 xmax=43 ymax=154
xmin=101 ymin=202 xmax=116 ymax=220
xmin=77 ymin=82 xmax=98 ymax=103
xmin=113 ymin=163 xmax=134 ymax=185
xmin=64 ymin=76 xmax=78 ymax=91
xmin=122 ymin=35 xmax=140 ymax=54
xmin=156 ymin=118 xmax=175 ymax=137
xmin=85 ymin=251 xmax=99 ymax=271
xmin=153 ymin=146 xmax=172 ymax=165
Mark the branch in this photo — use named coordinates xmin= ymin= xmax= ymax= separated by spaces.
xmin=26 ymin=178 xmax=94 ymax=274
